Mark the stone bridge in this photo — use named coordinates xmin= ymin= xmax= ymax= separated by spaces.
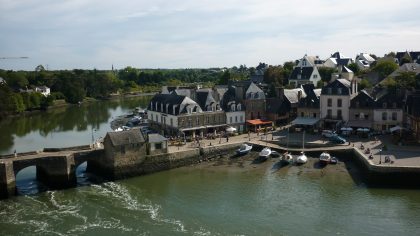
xmin=0 ymin=147 xmax=105 ymax=198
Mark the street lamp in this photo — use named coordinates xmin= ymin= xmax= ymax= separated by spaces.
xmin=91 ymin=128 xmax=96 ymax=145
xmin=379 ymin=148 xmax=382 ymax=164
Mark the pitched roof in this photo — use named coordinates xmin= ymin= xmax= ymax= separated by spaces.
xmin=147 ymin=93 xmax=200 ymax=115
xmin=245 ymin=82 xmax=265 ymax=100
xmin=106 ymin=128 xmax=145 ymax=146
xmin=148 ymin=133 xmax=167 ymax=143
xmin=283 ymin=88 xmax=307 ymax=104
xmin=289 ymin=67 xmax=314 ymax=80
xmin=388 ymin=63 xmax=420 ymax=78
xmin=321 ymin=79 xmax=351 ymax=95
xmin=195 ymin=90 xmax=216 ymax=110
xmin=350 ymin=90 xmax=375 ymax=108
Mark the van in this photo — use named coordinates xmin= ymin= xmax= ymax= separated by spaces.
xmin=322 ymin=130 xmax=336 ymax=138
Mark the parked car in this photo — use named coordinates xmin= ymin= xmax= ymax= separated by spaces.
xmin=329 ymin=135 xmax=346 ymax=144
xmin=322 ymin=130 xmax=337 ymax=138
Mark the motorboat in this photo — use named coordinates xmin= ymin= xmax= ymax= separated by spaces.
xmin=259 ymin=147 xmax=272 ymax=158
xmin=236 ymin=144 xmax=253 ymax=155
xmin=295 ymin=151 xmax=308 ymax=164
xmin=330 ymin=157 xmax=338 ymax=164
xmin=319 ymin=152 xmax=331 ymax=165
xmin=295 ymin=131 xmax=307 ymax=164
xmin=281 ymin=151 xmax=293 ymax=164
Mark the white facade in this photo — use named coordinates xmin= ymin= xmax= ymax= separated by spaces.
xmin=320 ymin=95 xmax=351 ymax=122
xmin=35 ymin=86 xmax=50 ymax=96
xmin=226 ymin=111 xmax=245 ymax=132
xmin=148 ymin=111 xmax=179 ymax=128
xmin=373 ymin=109 xmax=403 ymax=131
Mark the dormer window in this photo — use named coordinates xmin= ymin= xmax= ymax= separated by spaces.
xmin=383 ymin=102 xmax=387 ymax=109
xmin=237 ymin=104 xmax=242 ymax=111
xmin=231 ymin=104 xmax=236 ymax=112
xmin=328 ymin=88 xmax=332 ymax=95
xmin=337 ymin=88 xmax=342 ymax=95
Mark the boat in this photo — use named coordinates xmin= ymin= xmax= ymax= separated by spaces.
xmin=330 ymin=157 xmax=338 ymax=164
xmin=295 ymin=131 xmax=307 ymax=164
xmin=319 ymin=152 xmax=331 ymax=165
xmin=236 ymin=144 xmax=253 ymax=155
xmin=296 ymin=151 xmax=308 ymax=164
xmin=259 ymin=147 xmax=272 ymax=158
xmin=281 ymin=151 xmax=293 ymax=164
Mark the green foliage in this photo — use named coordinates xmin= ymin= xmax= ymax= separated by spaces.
xmin=359 ymin=79 xmax=372 ymax=90
xmin=217 ymin=70 xmax=231 ymax=85
xmin=264 ymin=65 xmax=284 ymax=86
xmin=394 ymin=71 xmax=416 ymax=89
xmin=347 ymin=63 xmax=360 ymax=75
xmin=282 ymin=61 xmax=295 ymax=79
xmin=372 ymin=59 xmax=398 ymax=79
xmin=400 ymin=54 xmax=412 ymax=65
xmin=318 ymin=67 xmax=337 ymax=82
xmin=316 ymin=80 xmax=324 ymax=88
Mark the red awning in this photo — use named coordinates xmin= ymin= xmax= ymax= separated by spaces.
xmin=246 ymin=119 xmax=273 ymax=126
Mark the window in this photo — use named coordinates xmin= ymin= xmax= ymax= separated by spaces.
xmin=360 ymin=113 xmax=365 ymax=120
xmin=206 ymin=116 xmax=209 ymax=124
xmin=235 ymin=116 xmax=238 ymax=123
xmin=327 ymin=109 xmax=332 ymax=117
xmin=301 ymin=112 xmax=304 ymax=117
xmin=196 ymin=118 xmax=200 ymax=126
xmin=313 ymin=113 xmax=316 ymax=118
xmin=302 ymin=60 xmax=306 ymax=66
xmin=240 ymin=116 xmax=243 ymax=122
xmin=155 ymin=143 xmax=162 ymax=150
xmin=313 ymin=74 xmax=318 ymax=78
xmin=337 ymin=109 xmax=342 ymax=119
xmin=230 ymin=117 xmax=233 ymax=124
xmin=382 ymin=102 xmax=387 ymax=109
xmin=382 ymin=112 xmax=387 ymax=121
xmin=170 ymin=118 xmax=173 ymax=126
xmin=337 ymin=88 xmax=342 ymax=95
xmin=327 ymin=98 xmax=332 ymax=107
xmin=337 ymin=99 xmax=342 ymax=107
xmin=392 ymin=112 xmax=397 ymax=121
xmin=327 ymin=88 xmax=332 ymax=94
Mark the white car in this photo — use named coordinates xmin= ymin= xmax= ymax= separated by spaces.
xmin=322 ymin=130 xmax=337 ymax=138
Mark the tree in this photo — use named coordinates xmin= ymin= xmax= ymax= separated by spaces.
xmin=359 ymin=79 xmax=372 ymax=90
xmin=372 ymin=59 xmax=398 ymax=79
xmin=347 ymin=63 xmax=360 ymax=75
xmin=394 ymin=71 xmax=416 ymax=89
xmin=217 ymin=70 xmax=230 ymax=85
xmin=282 ymin=61 xmax=295 ymax=80
xmin=400 ymin=54 xmax=412 ymax=65
xmin=264 ymin=65 xmax=284 ymax=86
xmin=318 ymin=67 xmax=337 ymax=82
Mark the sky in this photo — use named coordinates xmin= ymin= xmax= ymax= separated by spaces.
xmin=1 ymin=0 xmax=420 ymax=71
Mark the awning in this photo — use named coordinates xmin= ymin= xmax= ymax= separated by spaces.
xmin=347 ymin=120 xmax=372 ymax=128
xmin=180 ymin=126 xmax=206 ymax=132
xmin=291 ymin=117 xmax=320 ymax=126
xmin=389 ymin=125 xmax=406 ymax=133
xmin=246 ymin=119 xmax=273 ymax=126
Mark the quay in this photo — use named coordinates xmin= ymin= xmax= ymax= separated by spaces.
xmin=2 ymin=129 xmax=420 ymax=198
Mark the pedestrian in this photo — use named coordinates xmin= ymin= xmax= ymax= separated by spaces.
xmin=14 ymin=149 xmax=17 ymax=157
xmin=226 ymin=135 xmax=229 ymax=142
xmin=248 ymin=130 xmax=251 ymax=141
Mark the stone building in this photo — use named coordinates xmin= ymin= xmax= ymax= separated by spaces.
xmin=348 ymin=90 xmax=375 ymax=129
xmin=373 ymin=90 xmax=404 ymax=131
xmin=220 ymin=86 xmax=246 ymax=132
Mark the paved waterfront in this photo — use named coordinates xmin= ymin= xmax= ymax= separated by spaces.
xmin=168 ymin=129 xmax=420 ymax=168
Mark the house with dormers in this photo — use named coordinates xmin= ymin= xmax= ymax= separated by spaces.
xmin=220 ymin=86 xmax=246 ymax=132
xmin=348 ymin=90 xmax=375 ymax=129
xmin=294 ymin=84 xmax=321 ymax=128
xmin=243 ymin=82 xmax=266 ymax=120
xmin=289 ymin=55 xmax=322 ymax=87
xmin=395 ymin=51 xmax=420 ymax=65
xmin=355 ymin=53 xmax=376 ymax=69
xmin=147 ymin=93 xmax=225 ymax=138
xmin=372 ymin=90 xmax=404 ymax=131
xmin=320 ymin=78 xmax=357 ymax=129
xmin=323 ymin=52 xmax=353 ymax=69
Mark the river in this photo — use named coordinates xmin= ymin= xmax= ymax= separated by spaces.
xmin=1 ymin=97 xmax=420 ymax=235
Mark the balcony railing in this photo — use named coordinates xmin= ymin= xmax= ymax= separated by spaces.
xmin=325 ymin=115 xmax=343 ymax=120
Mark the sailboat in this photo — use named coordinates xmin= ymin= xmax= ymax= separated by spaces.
xmin=281 ymin=127 xmax=293 ymax=164
xmin=295 ymin=130 xmax=308 ymax=164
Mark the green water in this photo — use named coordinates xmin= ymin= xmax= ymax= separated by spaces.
xmin=1 ymin=158 xmax=420 ymax=236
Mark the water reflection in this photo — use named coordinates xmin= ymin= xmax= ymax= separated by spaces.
xmin=0 ymin=96 xmax=152 ymax=155
xmin=15 ymin=166 xmax=48 ymax=196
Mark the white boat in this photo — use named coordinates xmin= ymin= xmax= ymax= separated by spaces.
xmin=236 ymin=144 xmax=253 ymax=155
xmin=259 ymin=147 xmax=272 ymax=158
xmin=295 ymin=131 xmax=307 ymax=164
xmin=319 ymin=152 xmax=331 ymax=164
xmin=296 ymin=151 xmax=308 ymax=164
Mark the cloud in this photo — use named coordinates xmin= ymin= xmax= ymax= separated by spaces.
xmin=1 ymin=0 xmax=420 ymax=70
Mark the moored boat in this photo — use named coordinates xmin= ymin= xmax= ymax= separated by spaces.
xmin=259 ymin=147 xmax=272 ymax=158
xmin=319 ymin=152 xmax=331 ymax=165
xmin=330 ymin=157 xmax=338 ymax=164
xmin=295 ymin=151 xmax=308 ymax=164
xmin=281 ymin=151 xmax=293 ymax=164
xmin=236 ymin=144 xmax=253 ymax=155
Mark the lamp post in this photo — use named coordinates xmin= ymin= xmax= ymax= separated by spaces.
xmin=91 ymin=128 xmax=96 ymax=146
xmin=379 ymin=148 xmax=382 ymax=164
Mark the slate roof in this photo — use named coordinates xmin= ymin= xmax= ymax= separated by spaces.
xmin=106 ymin=128 xmax=145 ymax=147
xmin=350 ymin=90 xmax=375 ymax=108
xmin=298 ymin=86 xmax=320 ymax=109
xmin=388 ymin=63 xmax=420 ymax=78
xmin=321 ymin=79 xmax=351 ymax=95
xmin=148 ymin=133 xmax=167 ymax=143
xmin=195 ymin=90 xmax=217 ymax=111
xmin=283 ymin=88 xmax=306 ymax=104
xmin=336 ymin=58 xmax=352 ymax=66
xmin=289 ymin=67 xmax=314 ymax=81
xmin=373 ymin=90 xmax=404 ymax=109
xmin=148 ymin=93 xmax=199 ymax=115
